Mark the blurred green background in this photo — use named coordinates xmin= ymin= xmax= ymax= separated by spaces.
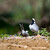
xmin=0 ymin=0 xmax=50 ymax=35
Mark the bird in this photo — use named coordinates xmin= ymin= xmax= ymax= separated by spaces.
xmin=29 ymin=18 xmax=39 ymax=32
xmin=19 ymin=23 xmax=29 ymax=37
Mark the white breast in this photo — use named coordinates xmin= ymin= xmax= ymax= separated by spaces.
xmin=29 ymin=24 xmax=39 ymax=32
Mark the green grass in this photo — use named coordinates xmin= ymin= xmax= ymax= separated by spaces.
xmin=0 ymin=34 xmax=9 ymax=38
xmin=48 ymin=36 xmax=50 ymax=40
xmin=0 ymin=28 xmax=50 ymax=38
xmin=37 ymin=28 xmax=50 ymax=36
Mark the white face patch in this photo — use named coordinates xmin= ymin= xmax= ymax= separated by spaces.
xmin=32 ymin=18 xmax=35 ymax=21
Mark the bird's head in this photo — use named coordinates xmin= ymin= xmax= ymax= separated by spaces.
xmin=31 ymin=18 xmax=35 ymax=25
xmin=32 ymin=18 xmax=35 ymax=21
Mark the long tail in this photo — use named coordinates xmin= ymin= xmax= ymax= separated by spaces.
xmin=19 ymin=23 xmax=24 ymax=35
xmin=22 ymin=24 xmax=24 ymax=30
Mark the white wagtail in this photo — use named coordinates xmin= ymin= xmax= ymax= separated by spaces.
xmin=29 ymin=18 xmax=39 ymax=32
xmin=19 ymin=23 xmax=29 ymax=37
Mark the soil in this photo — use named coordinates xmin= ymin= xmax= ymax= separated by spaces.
xmin=0 ymin=35 xmax=50 ymax=50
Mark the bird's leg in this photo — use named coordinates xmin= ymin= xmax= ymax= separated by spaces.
xmin=37 ymin=30 xmax=41 ymax=37
xmin=22 ymin=24 xmax=24 ymax=30
xmin=38 ymin=30 xmax=40 ymax=35
xmin=32 ymin=32 xmax=35 ymax=36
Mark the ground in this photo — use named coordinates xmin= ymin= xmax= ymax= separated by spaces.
xmin=0 ymin=35 xmax=50 ymax=50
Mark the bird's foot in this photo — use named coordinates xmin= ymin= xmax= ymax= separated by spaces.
xmin=36 ymin=34 xmax=41 ymax=38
